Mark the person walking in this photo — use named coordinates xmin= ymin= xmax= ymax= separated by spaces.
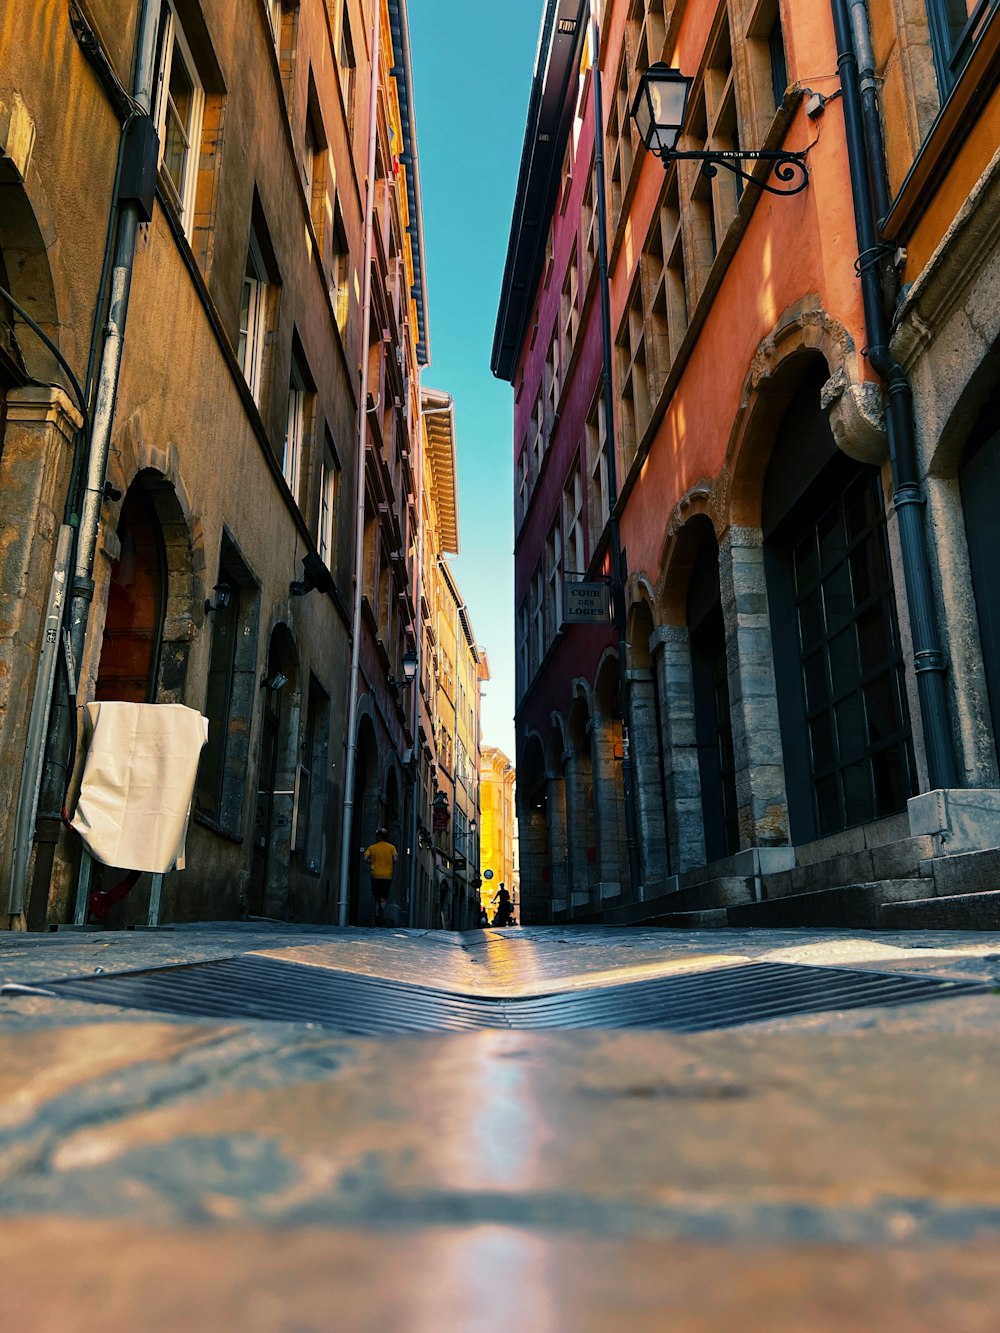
xmin=363 ymin=827 xmax=397 ymax=926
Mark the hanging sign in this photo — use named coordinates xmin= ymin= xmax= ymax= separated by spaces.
xmin=563 ymin=581 xmax=610 ymax=624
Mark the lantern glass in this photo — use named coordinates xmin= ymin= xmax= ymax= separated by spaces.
xmin=630 ymin=63 xmax=692 ymax=154
xmin=402 ymin=647 xmax=418 ymax=682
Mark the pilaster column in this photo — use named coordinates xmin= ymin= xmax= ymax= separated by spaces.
xmin=0 ymin=387 xmax=81 ymax=910
xmin=545 ymin=770 xmax=569 ymax=909
xmin=718 ymin=526 xmax=790 ymax=847
xmin=590 ymin=713 xmax=624 ymax=897
xmin=651 ymin=624 xmax=707 ymax=873
xmin=627 ymin=666 xmax=669 ymax=891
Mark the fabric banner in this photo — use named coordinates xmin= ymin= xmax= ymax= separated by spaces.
xmin=72 ymin=702 xmax=209 ymax=873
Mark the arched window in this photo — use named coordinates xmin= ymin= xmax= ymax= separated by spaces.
xmin=763 ymin=367 xmax=915 ymax=841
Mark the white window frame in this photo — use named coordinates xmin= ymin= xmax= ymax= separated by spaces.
xmin=284 ymin=359 xmax=307 ymax=502
xmin=319 ymin=436 xmax=338 ymax=566
xmin=267 ymin=0 xmax=283 ymax=44
xmin=153 ymin=0 xmax=204 ymax=236
xmin=239 ymin=233 xmax=268 ymax=405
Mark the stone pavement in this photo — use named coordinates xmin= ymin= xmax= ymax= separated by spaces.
xmin=2 ymin=924 xmax=1000 ymax=1330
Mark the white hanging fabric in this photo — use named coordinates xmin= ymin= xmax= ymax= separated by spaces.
xmin=72 ymin=702 xmax=209 ymax=873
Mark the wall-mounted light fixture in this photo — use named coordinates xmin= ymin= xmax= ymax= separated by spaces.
xmin=630 ymin=62 xmax=809 ymax=195
xmin=260 ymin=671 xmax=288 ymax=691
xmin=204 ymin=583 xmax=234 ymax=616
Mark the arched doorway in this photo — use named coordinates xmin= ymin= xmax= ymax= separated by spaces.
xmin=516 ymin=733 xmax=548 ymax=924
xmin=687 ymin=525 xmax=739 ymax=862
xmin=96 ymin=484 xmax=167 ymax=703
xmin=626 ymin=599 xmax=670 ymax=885
xmin=566 ymin=693 xmax=597 ymax=902
xmin=384 ymin=765 xmax=402 ymax=924
xmin=592 ymin=654 xmax=629 ymax=896
xmin=763 ymin=364 xmax=915 ymax=842
xmin=249 ymin=624 xmax=300 ymax=917
xmin=960 ymin=388 xmax=1000 ymax=767
xmin=348 ymin=712 xmax=380 ymax=924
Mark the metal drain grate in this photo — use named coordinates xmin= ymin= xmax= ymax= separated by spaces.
xmin=12 ymin=955 xmax=987 ymax=1035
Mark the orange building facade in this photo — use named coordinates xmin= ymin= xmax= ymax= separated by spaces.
xmin=495 ymin=0 xmax=1000 ymax=927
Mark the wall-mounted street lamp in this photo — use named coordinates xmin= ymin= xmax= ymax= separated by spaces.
xmin=388 ymin=646 xmax=419 ymax=694
xmin=630 ymin=63 xmax=809 ymax=196
xmin=260 ymin=671 xmax=288 ymax=692
xmin=204 ymin=583 xmax=233 ymax=616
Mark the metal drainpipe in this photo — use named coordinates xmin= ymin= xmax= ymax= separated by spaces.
xmin=66 ymin=0 xmax=160 ymax=676
xmin=831 ymin=0 xmax=959 ymax=791
xmin=590 ymin=2 xmax=644 ymax=901
xmin=406 ymin=381 xmax=426 ymax=926
xmin=337 ymin=0 xmax=382 ymax=927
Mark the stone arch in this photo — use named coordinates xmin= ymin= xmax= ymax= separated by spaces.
xmin=0 ymin=166 xmax=62 ymax=383
xmin=249 ymin=621 xmax=302 ymax=919
xmin=723 ymin=304 xmax=879 ymax=530
xmin=92 ymin=468 xmax=197 ymax=706
xmin=591 ymin=651 xmax=629 ymax=897
xmin=626 ymin=596 xmax=670 ymax=889
xmin=349 ymin=704 xmax=381 ymax=924
xmin=657 ymin=509 xmax=721 ymax=626
xmin=516 ymin=730 xmax=549 ymax=924
xmin=565 ymin=687 xmax=598 ymax=902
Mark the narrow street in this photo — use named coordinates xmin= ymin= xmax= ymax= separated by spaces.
xmin=3 ymin=924 xmax=1000 ymax=1329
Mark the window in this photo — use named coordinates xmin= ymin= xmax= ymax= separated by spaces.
xmin=339 ymin=7 xmax=356 ymax=133
xmin=153 ymin=0 xmax=205 ymax=234
xmin=546 ymin=514 xmax=563 ymax=641
xmin=768 ymin=12 xmax=788 ymax=108
xmin=267 ymin=0 xmax=282 ymax=44
xmin=642 ymin=175 xmax=687 ymax=395
xmin=616 ymin=279 xmax=649 ymax=471
xmin=927 ymin=0 xmax=996 ymax=95
xmin=605 ymin=50 xmax=635 ymax=232
xmin=329 ymin=198 xmax=350 ymax=329
xmin=581 ymin=161 xmax=598 ymax=290
xmin=197 ymin=537 xmax=260 ymax=833
xmin=517 ymin=594 xmax=530 ymax=698
xmin=318 ymin=430 xmax=340 ymax=566
xmin=530 ymin=387 xmax=544 ymax=485
xmin=627 ymin=0 xmax=666 ymax=80
xmin=560 ymin=247 xmax=580 ymax=377
xmin=564 ymin=462 xmax=586 ymax=578
xmin=304 ymin=83 xmax=328 ymax=246
xmin=282 ymin=345 xmax=313 ymax=502
xmin=545 ymin=327 xmax=560 ymax=422
xmin=238 ymin=229 xmax=270 ymax=406
xmin=531 ymin=563 xmax=545 ymax=674
xmin=516 ymin=444 xmax=529 ymax=528
xmin=587 ymin=391 xmax=610 ymax=551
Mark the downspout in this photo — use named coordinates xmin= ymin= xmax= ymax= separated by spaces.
xmin=66 ymin=0 xmax=161 ymax=676
xmin=406 ymin=380 xmax=425 ymax=926
xmin=830 ymin=0 xmax=959 ymax=790
xmin=590 ymin=0 xmax=644 ymax=899
xmin=337 ymin=0 xmax=382 ymax=926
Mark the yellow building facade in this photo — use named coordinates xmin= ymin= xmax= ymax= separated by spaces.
xmin=479 ymin=745 xmax=516 ymax=915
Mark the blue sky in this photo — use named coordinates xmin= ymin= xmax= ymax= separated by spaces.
xmin=409 ymin=0 xmax=543 ymax=762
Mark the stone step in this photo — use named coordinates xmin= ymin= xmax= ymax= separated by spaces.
xmin=601 ymin=877 xmax=756 ymax=926
xmin=727 ymin=879 xmax=928 ymax=930
xmin=634 ymin=907 xmax=730 ymax=930
xmin=879 ymin=890 xmax=1000 ymax=931
xmin=923 ymin=846 xmax=1000 ymax=898
xmin=763 ymin=837 xmax=937 ymax=899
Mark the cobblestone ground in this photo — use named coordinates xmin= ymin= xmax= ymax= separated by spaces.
xmin=2 ymin=924 xmax=1000 ymax=1330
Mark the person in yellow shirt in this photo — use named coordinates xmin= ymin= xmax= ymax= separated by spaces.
xmin=363 ymin=827 xmax=397 ymax=926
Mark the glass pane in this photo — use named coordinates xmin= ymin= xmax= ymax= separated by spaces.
xmin=835 ymin=694 xmax=866 ymax=763
xmin=864 ymin=671 xmax=897 ymax=744
xmin=842 ymin=759 xmax=874 ymax=826
xmin=162 ymin=102 xmax=188 ymax=199
xmin=803 ymin=650 xmax=828 ymax=713
xmin=798 ymin=590 xmax=824 ymax=650
xmin=793 ymin=533 xmax=818 ymax=594
xmin=818 ymin=503 xmax=847 ymax=569
xmin=844 ymin=473 xmax=878 ymax=540
xmin=872 ymin=743 xmax=911 ymax=817
xmin=816 ymin=773 xmax=841 ymax=836
xmin=850 ymin=531 xmax=887 ymax=605
xmin=828 ymin=626 xmax=858 ymax=696
xmin=823 ymin=561 xmax=853 ymax=633
xmin=809 ymin=711 xmax=835 ymax=771
xmin=857 ymin=603 xmax=890 ymax=673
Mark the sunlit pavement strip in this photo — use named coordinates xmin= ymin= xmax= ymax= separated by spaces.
xmin=2 ymin=926 xmax=1000 ymax=1328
